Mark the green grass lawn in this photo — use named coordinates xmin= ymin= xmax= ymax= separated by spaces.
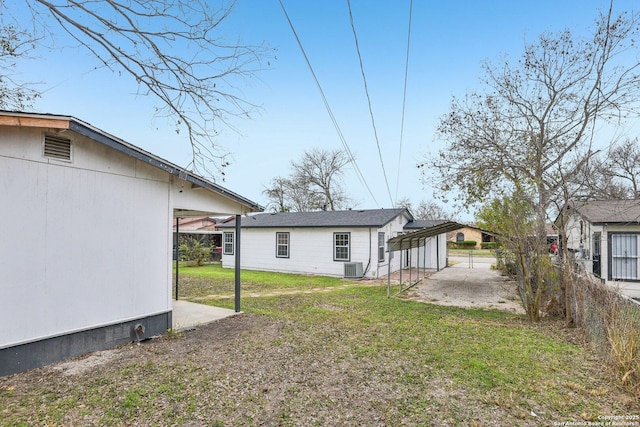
xmin=174 ymin=265 xmax=633 ymax=422
xmin=2 ymin=265 xmax=636 ymax=426
xmin=173 ymin=263 xmax=352 ymax=299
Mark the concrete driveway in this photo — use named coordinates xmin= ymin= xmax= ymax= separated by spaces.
xmin=407 ymin=255 xmax=524 ymax=314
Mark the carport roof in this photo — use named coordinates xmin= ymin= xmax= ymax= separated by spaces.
xmin=388 ymin=221 xmax=466 ymax=251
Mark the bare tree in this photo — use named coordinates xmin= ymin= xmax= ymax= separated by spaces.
xmin=263 ymin=148 xmax=354 ymax=212
xmin=414 ymin=200 xmax=456 ymax=221
xmin=605 ymin=138 xmax=640 ymax=198
xmin=421 ymin=5 xmax=640 ymax=320
xmin=565 ymin=138 xmax=640 ymax=200
xmin=262 ymin=176 xmax=323 ymax=213
xmin=286 ymin=176 xmax=325 ymax=212
xmin=566 ymin=154 xmax=628 ymax=200
xmin=1 ymin=0 xmax=271 ymax=175
xmin=0 ymin=24 xmax=40 ymax=109
xmin=291 ymin=148 xmax=353 ymax=211
xmin=263 ymin=177 xmax=290 ymax=213
xmin=395 ymin=197 xmax=455 ymax=221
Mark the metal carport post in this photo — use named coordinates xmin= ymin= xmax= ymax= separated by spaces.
xmin=386 ymin=221 xmax=467 ymax=298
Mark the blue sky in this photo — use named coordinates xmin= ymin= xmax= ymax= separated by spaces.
xmin=13 ymin=0 xmax=639 ymax=219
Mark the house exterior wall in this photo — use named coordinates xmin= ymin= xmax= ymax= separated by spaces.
xmin=564 ymin=213 xmax=640 ymax=298
xmin=447 ymin=227 xmax=483 ymax=248
xmin=374 ymin=212 xmax=412 ymax=278
xmin=222 ymin=227 xmax=379 ymax=278
xmin=0 ymin=118 xmax=258 ymax=375
xmin=220 ymin=211 xmax=450 ymax=279
xmin=0 ymin=126 xmax=174 ymax=360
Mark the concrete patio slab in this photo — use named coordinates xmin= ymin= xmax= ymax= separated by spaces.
xmin=172 ymin=300 xmax=239 ymax=331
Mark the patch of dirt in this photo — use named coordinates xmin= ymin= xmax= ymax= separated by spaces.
xmin=46 ymin=314 xmax=272 ymax=377
xmin=51 ymin=349 xmax=123 ymax=376
xmin=3 ymin=308 xmax=635 ymax=425
xmin=188 ymin=282 xmax=381 ymax=301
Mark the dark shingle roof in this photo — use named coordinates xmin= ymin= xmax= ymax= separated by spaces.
xmin=570 ymin=200 xmax=640 ymax=224
xmin=219 ymin=208 xmax=410 ymax=228
xmin=403 ymin=219 xmax=447 ymax=230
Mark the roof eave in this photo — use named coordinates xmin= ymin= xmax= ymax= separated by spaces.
xmin=0 ymin=110 xmax=263 ymax=213
xmin=67 ymin=118 xmax=263 ymax=213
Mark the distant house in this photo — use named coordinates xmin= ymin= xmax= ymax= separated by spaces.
xmin=176 ymin=216 xmax=219 ymax=231
xmin=0 ymin=111 xmax=261 ymax=375
xmin=174 ymin=216 xmax=224 ymax=253
xmin=561 ymin=199 xmax=640 ymax=298
xmin=447 ymin=225 xmax=496 ymax=249
xmin=218 ymin=209 xmax=451 ymax=279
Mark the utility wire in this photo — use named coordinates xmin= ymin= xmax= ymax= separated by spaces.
xmin=346 ymin=0 xmax=394 ymax=207
xmin=278 ymin=0 xmax=379 ymax=207
xmin=394 ymin=0 xmax=413 ymax=205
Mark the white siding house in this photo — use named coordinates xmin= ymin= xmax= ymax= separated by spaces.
xmin=220 ymin=209 xmax=449 ymax=279
xmin=562 ymin=200 xmax=640 ymax=298
xmin=0 ymin=111 xmax=261 ymax=375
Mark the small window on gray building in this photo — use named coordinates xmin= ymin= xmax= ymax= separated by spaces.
xmin=456 ymin=232 xmax=465 ymax=242
xmin=44 ymin=134 xmax=72 ymax=161
xmin=223 ymin=232 xmax=234 ymax=255
xmin=334 ymin=232 xmax=350 ymax=261
xmin=276 ymin=232 xmax=290 ymax=258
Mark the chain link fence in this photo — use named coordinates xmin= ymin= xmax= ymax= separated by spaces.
xmin=568 ymin=272 xmax=640 ymax=396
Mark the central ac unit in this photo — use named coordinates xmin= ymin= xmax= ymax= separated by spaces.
xmin=344 ymin=262 xmax=364 ymax=278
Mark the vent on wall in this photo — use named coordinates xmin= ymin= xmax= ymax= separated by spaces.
xmin=344 ymin=262 xmax=364 ymax=278
xmin=44 ymin=134 xmax=72 ymax=161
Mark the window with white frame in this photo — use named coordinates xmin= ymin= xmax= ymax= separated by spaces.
xmin=610 ymin=233 xmax=640 ymax=280
xmin=223 ymin=232 xmax=234 ymax=255
xmin=378 ymin=232 xmax=385 ymax=262
xmin=276 ymin=232 xmax=290 ymax=258
xmin=334 ymin=232 xmax=350 ymax=261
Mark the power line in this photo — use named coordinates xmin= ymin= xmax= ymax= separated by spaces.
xmin=346 ymin=0 xmax=394 ymax=207
xmin=278 ymin=0 xmax=379 ymax=207
xmin=395 ymin=0 xmax=413 ymax=205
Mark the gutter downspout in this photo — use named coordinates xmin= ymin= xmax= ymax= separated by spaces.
xmin=363 ymin=227 xmax=373 ymax=278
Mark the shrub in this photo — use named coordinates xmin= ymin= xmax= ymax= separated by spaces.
xmin=449 ymin=241 xmax=477 ymax=249
xmin=481 ymin=242 xmax=498 ymax=250
xmin=179 ymin=237 xmax=212 ymax=266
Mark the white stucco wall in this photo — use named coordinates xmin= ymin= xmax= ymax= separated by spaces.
xmin=0 ymin=126 xmax=175 ymax=348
